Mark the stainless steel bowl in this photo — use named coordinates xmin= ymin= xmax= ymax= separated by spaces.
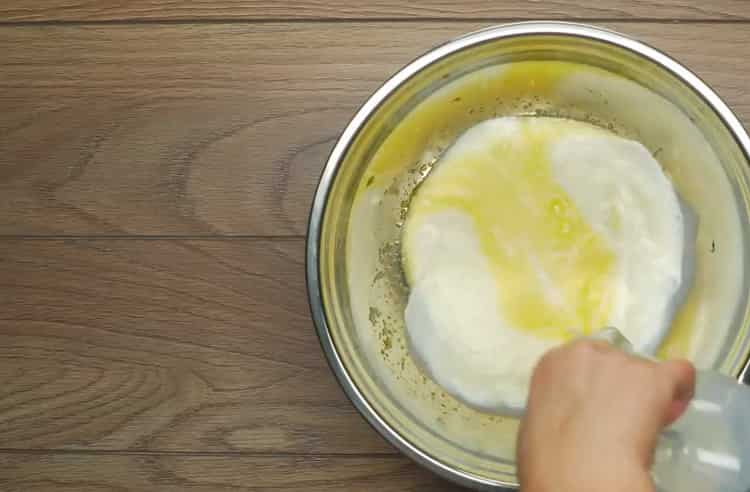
xmin=307 ymin=22 xmax=750 ymax=490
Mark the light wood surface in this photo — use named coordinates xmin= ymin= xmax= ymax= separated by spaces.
xmin=0 ymin=0 xmax=748 ymax=22
xmin=1 ymin=3 xmax=749 ymax=490
xmin=1 ymin=22 xmax=749 ymax=236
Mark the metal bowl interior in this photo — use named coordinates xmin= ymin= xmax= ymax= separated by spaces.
xmin=307 ymin=22 xmax=750 ymax=490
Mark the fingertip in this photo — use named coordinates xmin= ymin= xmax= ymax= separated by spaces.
xmin=665 ymin=359 xmax=696 ymax=400
xmin=661 ymin=359 xmax=696 ymax=425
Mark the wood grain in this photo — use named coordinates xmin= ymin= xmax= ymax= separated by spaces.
xmin=3 ymin=11 xmax=748 ymax=491
xmin=0 ymin=0 xmax=748 ymax=22
xmin=1 ymin=22 xmax=749 ymax=236
xmin=0 ymin=453 xmax=460 ymax=492
xmin=0 ymin=239 xmax=392 ymax=454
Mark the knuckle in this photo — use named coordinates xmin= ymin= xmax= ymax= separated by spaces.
xmin=532 ymin=350 xmax=556 ymax=380
xmin=531 ymin=346 xmax=564 ymax=384
xmin=568 ymin=339 xmax=606 ymax=361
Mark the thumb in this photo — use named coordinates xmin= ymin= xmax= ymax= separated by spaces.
xmin=660 ymin=359 xmax=696 ymax=427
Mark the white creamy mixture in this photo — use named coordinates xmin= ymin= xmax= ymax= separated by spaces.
xmin=403 ymin=116 xmax=686 ymax=412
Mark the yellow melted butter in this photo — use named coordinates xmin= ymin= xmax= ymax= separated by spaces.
xmin=365 ymin=61 xmax=579 ymax=180
xmin=404 ymin=119 xmax=616 ymax=341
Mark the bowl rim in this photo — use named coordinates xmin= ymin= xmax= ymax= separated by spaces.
xmin=305 ymin=21 xmax=750 ymax=491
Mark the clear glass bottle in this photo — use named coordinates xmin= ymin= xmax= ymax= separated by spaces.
xmin=594 ymin=327 xmax=750 ymax=492
xmin=653 ymin=370 xmax=750 ymax=492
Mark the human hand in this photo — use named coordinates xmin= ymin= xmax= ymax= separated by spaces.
xmin=517 ymin=340 xmax=695 ymax=492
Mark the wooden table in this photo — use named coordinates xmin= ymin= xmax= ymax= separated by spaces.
xmin=0 ymin=2 xmax=748 ymax=490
